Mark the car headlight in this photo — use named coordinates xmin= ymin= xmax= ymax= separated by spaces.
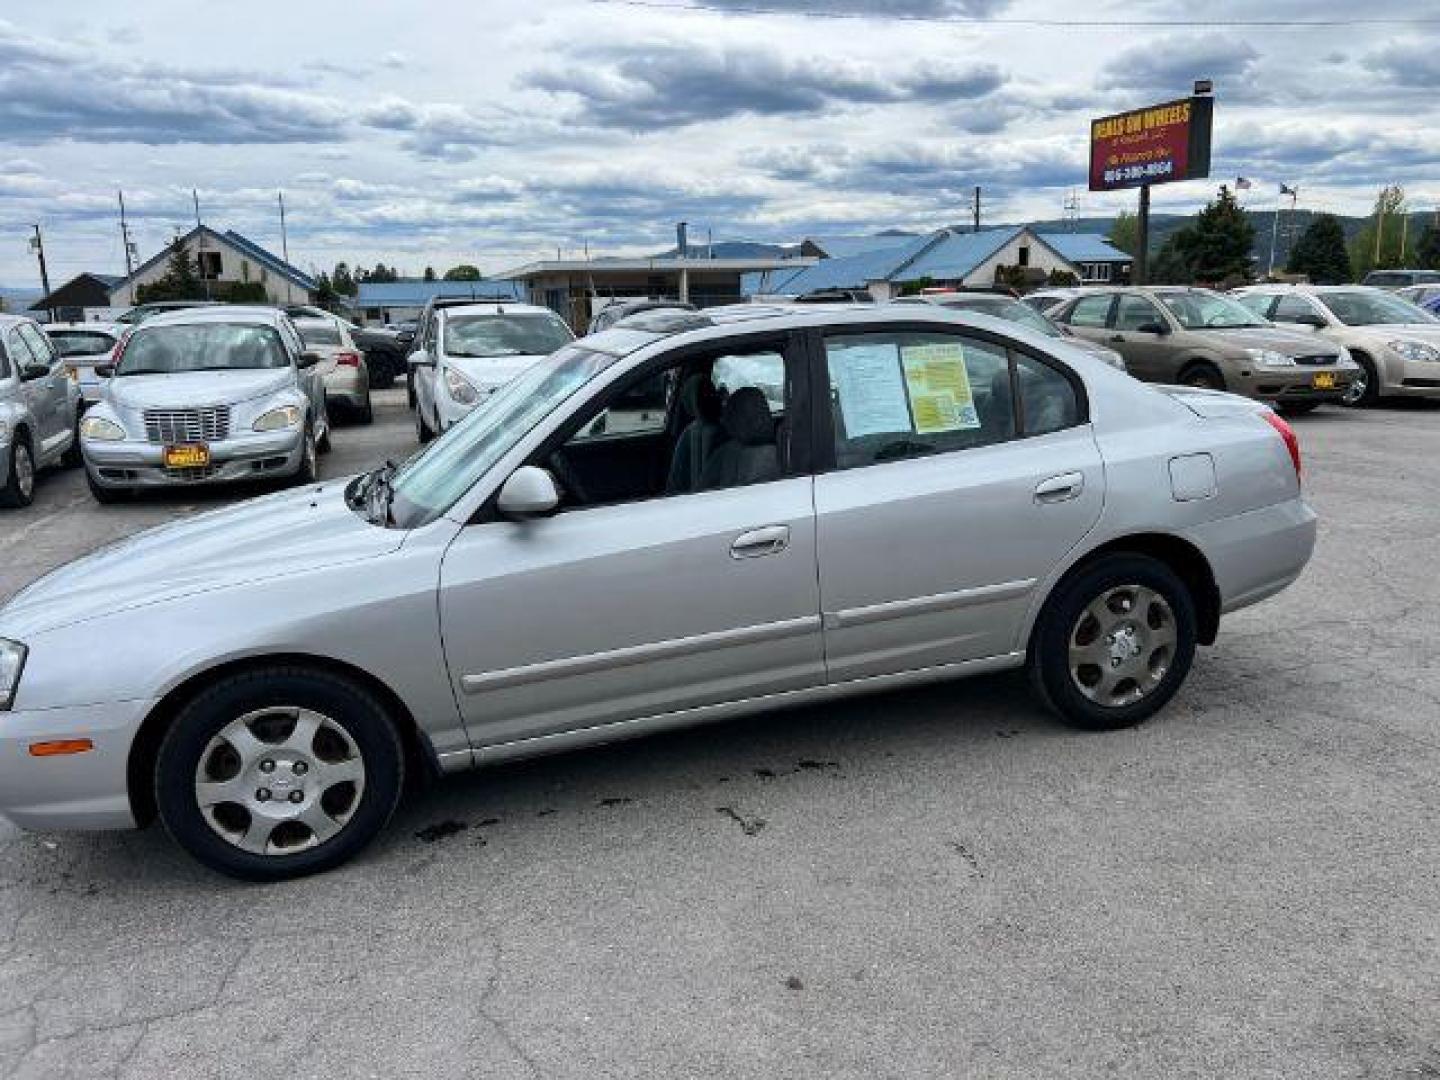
xmin=1245 ymin=348 xmax=1296 ymax=368
xmin=80 ymin=415 xmax=126 ymax=441
xmin=1388 ymin=339 xmax=1440 ymax=363
xmin=0 ymin=638 xmax=27 ymax=710
xmin=253 ymin=405 xmax=302 ymax=432
xmin=444 ymin=366 xmax=480 ymax=405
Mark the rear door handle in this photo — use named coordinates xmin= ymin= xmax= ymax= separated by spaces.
xmin=731 ymin=525 xmax=790 ymax=559
xmin=1035 ymin=472 xmax=1084 ymax=504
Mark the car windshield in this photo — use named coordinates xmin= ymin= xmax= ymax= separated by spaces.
xmin=298 ymin=323 xmax=342 ymax=347
xmin=443 ymin=312 xmax=574 ymax=358
xmin=1157 ymin=291 xmax=1267 ymax=329
xmin=938 ymin=297 xmax=1061 ymax=337
xmin=1318 ymin=290 xmax=1438 ymax=326
xmin=116 ymin=322 xmax=289 ymax=375
xmin=386 ymin=344 xmax=618 ymax=527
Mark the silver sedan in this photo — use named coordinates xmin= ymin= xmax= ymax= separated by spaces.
xmin=0 ymin=305 xmax=1315 ymax=879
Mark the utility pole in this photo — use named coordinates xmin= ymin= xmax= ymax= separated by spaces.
xmin=29 ymin=225 xmax=53 ymax=321
xmin=193 ymin=189 xmax=211 ymax=300
xmin=972 ymin=186 xmax=981 ymax=233
xmin=118 ymin=191 xmax=138 ymax=305
xmin=1400 ymin=210 xmax=1409 ymax=264
xmin=278 ymin=191 xmax=293 ymax=303
xmin=1135 ymin=185 xmax=1150 ymax=285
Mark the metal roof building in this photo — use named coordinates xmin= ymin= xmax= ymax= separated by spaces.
xmin=354 ymin=279 xmax=524 ymax=323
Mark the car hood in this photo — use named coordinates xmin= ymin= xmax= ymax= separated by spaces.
xmin=446 ymin=353 xmax=547 ymax=386
xmin=107 ymin=369 xmax=295 ymax=410
xmin=0 ymin=481 xmax=405 ymax=638
xmin=1198 ymin=327 xmax=1340 ymax=355
xmin=1371 ymin=324 xmax=1440 ymax=344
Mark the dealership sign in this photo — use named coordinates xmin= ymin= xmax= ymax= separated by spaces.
xmin=1088 ymin=95 xmax=1214 ymax=192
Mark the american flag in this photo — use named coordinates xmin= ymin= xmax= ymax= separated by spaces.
xmin=1235 ymin=177 xmax=1252 ymax=190
xmin=1279 ymin=184 xmax=1299 ymax=197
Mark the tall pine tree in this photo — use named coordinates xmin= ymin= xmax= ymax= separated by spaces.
xmin=1171 ymin=185 xmax=1256 ymax=284
xmin=1286 ymin=214 xmax=1351 ymax=284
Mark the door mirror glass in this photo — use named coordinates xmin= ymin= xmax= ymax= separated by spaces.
xmin=297 ymin=350 xmax=323 ymax=369
xmin=497 ymin=466 xmax=561 ymax=517
xmin=408 ymin=349 xmax=434 ymax=368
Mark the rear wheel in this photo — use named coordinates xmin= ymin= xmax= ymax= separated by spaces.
xmin=1178 ymin=362 xmax=1225 ymax=392
xmin=1029 ymin=554 xmax=1197 ymax=731
xmin=155 ymin=668 xmax=404 ymax=881
xmin=0 ymin=438 xmax=35 ymax=508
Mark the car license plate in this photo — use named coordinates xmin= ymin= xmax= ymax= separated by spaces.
xmin=1312 ymin=372 xmax=1336 ymax=390
xmin=164 ymin=444 xmax=210 ymax=469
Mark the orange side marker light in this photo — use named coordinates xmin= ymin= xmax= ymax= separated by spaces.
xmin=28 ymin=739 xmax=94 ymax=757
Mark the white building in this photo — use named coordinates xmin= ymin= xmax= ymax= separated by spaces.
xmin=106 ymin=226 xmax=318 ymax=307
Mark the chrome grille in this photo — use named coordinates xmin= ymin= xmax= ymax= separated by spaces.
xmin=143 ymin=406 xmax=230 ymax=445
xmin=1293 ymin=354 xmax=1336 ymax=367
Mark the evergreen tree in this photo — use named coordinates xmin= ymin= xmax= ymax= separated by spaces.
xmin=135 ymin=235 xmax=206 ymax=303
xmin=1286 ymin=214 xmax=1351 ymax=283
xmin=443 ymin=264 xmax=483 ymax=281
xmin=1149 ymin=234 xmax=1194 ymax=285
xmin=332 ymin=262 xmax=357 ymax=297
xmin=1108 ymin=210 xmax=1139 ymax=257
xmin=314 ymin=271 xmax=339 ymax=308
xmin=1350 ymin=185 xmax=1408 ymax=279
xmin=1414 ymin=220 xmax=1440 ymax=272
xmin=423 ymin=266 xmax=437 ymax=282
xmin=1172 ymin=185 xmax=1256 ymax=284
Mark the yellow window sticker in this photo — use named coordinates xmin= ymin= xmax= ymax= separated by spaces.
xmin=901 ymin=342 xmax=980 ymax=432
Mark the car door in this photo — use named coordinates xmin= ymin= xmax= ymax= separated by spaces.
xmin=437 ymin=332 xmax=826 ymax=748
xmin=1109 ymin=294 xmax=1177 ymax=383
xmin=811 ymin=325 xmax=1104 ymax=683
xmin=11 ymin=324 xmax=67 ymax=457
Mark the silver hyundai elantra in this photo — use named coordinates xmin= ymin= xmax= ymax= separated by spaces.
xmin=0 ymin=304 xmax=1315 ymax=879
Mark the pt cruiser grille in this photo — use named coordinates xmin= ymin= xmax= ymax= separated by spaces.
xmin=143 ymin=407 xmax=230 ymax=445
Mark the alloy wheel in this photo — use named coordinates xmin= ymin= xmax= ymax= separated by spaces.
xmin=193 ymin=706 xmax=366 ymax=856
xmin=1067 ymin=585 xmax=1177 ymax=708
xmin=1341 ymin=369 xmax=1368 ymax=406
xmin=15 ymin=444 xmax=34 ymax=501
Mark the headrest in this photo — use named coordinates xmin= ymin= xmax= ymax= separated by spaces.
xmin=678 ymin=374 xmax=723 ymax=423
xmin=722 ymin=386 xmax=774 ymax=446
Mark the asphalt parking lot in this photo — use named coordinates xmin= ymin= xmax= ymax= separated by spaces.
xmin=1 ymin=391 xmax=1438 ymax=1079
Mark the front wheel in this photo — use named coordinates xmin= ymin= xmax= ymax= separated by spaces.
xmin=154 ymin=668 xmax=404 ymax=881
xmin=1341 ymin=355 xmax=1378 ymax=407
xmin=1029 ymin=554 xmax=1197 ymax=731
xmin=294 ymin=425 xmax=319 ymax=485
xmin=0 ymin=438 xmax=35 ymax=508
xmin=1178 ymin=362 xmax=1225 ymax=392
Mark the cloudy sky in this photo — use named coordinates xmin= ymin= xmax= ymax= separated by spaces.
xmin=1 ymin=0 xmax=1436 ymax=287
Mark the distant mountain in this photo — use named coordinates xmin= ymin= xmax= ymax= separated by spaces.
xmin=0 ymin=286 xmax=43 ymax=313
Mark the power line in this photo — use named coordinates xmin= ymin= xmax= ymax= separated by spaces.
xmin=590 ymin=0 xmax=1440 ymax=28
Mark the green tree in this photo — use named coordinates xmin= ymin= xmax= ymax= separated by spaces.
xmin=1171 ymin=185 xmax=1256 ymax=284
xmin=443 ymin=264 xmax=483 ymax=281
xmin=1413 ymin=220 xmax=1440 ymax=271
xmin=423 ymin=266 xmax=437 ymax=282
xmin=332 ymin=262 xmax=357 ymax=297
xmin=1108 ymin=210 xmax=1139 ymax=256
xmin=1351 ymin=185 xmax=1408 ymax=279
xmin=1286 ymin=214 xmax=1351 ymax=284
xmin=314 ymin=270 xmax=339 ymax=308
xmin=1149 ymin=234 xmax=1194 ymax=285
xmin=135 ymin=235 xmax=206 ymax=303
xmin=360 ymin=263 xmax=399 ymax=284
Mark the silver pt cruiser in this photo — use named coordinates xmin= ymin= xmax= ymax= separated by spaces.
xmin=79 ymin=306 xmax=330 ymax=502
xmin=0 ymin=305 xmax=1316 ymax=880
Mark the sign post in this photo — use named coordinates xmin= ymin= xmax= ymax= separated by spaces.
xmin=1088 ymin=90 xmax=1214 ymax=284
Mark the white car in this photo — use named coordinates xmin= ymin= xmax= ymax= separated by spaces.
xmin=44 ymin=322 xmax=124 ymax=407
xmin=409 ymin=302 xmax=575 ymax=441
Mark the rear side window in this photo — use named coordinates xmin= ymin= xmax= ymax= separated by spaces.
xmin=1065 ymin=295 xmax=1113 ymax=328
xmin=823 ymin=332 xmax=1015 ymax=469
xmin=49 ymin=331 xmax=117 ymax=357
xmin=17 ymin=323 xmax=56 ymax=365
xmin=298 ymin=324 xmax=342 ymax=347
xmin=1015 ymin=355 xmax=1079 ymax=435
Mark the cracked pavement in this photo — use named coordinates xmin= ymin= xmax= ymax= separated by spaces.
xmin=1 ymin=393 xmax=1438 ymax=1077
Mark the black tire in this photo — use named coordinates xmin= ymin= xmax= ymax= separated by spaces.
xmin=356 ymin=392 xmax=374 ymax=425
xmin=1343 ymin=353 xmax=1379 ymax=407
xmin=316 ymin=409 xmax=332 ymax=455
xmin=406 ymin=371 xmax=417 ymax=410
xmin=154 ymin=667 xmax=404 ymax=882
xmin=0 ymin=437 xmax=35 ymax=508
xmin=61 ymin=411 xmax=84 ymax=467
xmin=367 ymin=354 xmax=397 ymax=390
xmin=294 ymin=425 xmax=319 ymax=485
xmin=1277 ymin=402 xmax=1319 ymax=416
xmin=86 ymin=471 xmax=131 ymax=504
xmin=1028 ymin=553 xmax=1197 ymax=731
xmin=1178 ymin=362 xmax=1225 ymax=392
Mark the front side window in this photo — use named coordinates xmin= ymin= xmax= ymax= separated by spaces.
xmin=1065 ymin=295 xmax=1113 ymax=328
xmin=1319 ymin=290 xmax=1437 ymax=326
xmin=1157 ymin=291 xmax=1267 ymax=330
xmin=824 ymin=332 xmax=1015 ymax=469
xmin=443 ymin=312 xmax=574 ymax=358
xmin=16 ymin=323 xmax=56 ymax=365
xmin=1272 ymin=295 xmax=1321 ymax=324
xmin=1114 ymin=295 xmax=1166 ymax=332
xmin=116 ymin=323 xmax=289 ymax=375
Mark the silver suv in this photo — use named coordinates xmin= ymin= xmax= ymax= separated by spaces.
xmin=0 ymin=313 xmax=83 ymax=507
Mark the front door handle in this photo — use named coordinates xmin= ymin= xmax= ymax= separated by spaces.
xmin=731 ymin=525 xmax=790 ymax=559
xmin=1035 ymin=472 xmax=1084 ymax=504
xmin=1109 ymin=334 xmax=1126 ymax=343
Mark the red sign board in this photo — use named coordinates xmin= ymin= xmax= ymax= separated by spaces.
xmin=1088 ymin=96 xmax=1213 ymax=192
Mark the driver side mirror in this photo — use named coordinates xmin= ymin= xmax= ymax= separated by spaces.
xmin=1136 ymin=322 xmax=1170 ymax=336
xmin=408 ymin=349 xmax=434 ymax=368
xmin=20 ymin=363 xmax=50 ymax=382
xmin=94 ymin=364 xmax=115 ymax=379
xmin=497 ymin=466 xmax=561 ymax=518
xmin=297 ymin=351 xmax=324 ymax=369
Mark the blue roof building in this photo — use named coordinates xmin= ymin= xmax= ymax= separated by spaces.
xmin=353 ymin=279 xmax=525 ymax=323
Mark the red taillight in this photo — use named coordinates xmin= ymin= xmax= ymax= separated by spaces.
xmin=336 ymin=350 xmax=362 ymax=367
xmin=1261 ymin=410 xmax=1301 ymax=482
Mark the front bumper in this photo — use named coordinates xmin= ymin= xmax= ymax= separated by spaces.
xmin=83 ymin=427 xmax=305 ymax=489
xmin=1232 ymin=366 xmax=1356 ymax=404
xmin=0 ymin=698 xmax=153 ymax=831
xmin=1384 ymin=356 xmax=1440 ymax=398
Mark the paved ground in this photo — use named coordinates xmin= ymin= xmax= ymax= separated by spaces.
xmin=1 ymin=391 xmax=1438 ymax=1079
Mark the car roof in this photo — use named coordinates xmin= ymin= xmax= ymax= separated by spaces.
xmin=44 ymin=321 xmax=123 ymax=332
xmin=438 ymin=301 xmax=555 ymax=318
xmin=1236 ymin=283 xmax=1384 ymax=294
xmin=137 ymin=305 xmax=287 ymax=329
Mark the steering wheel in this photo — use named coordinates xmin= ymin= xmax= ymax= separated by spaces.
xmin=547 ymin=451 xmax=589 ymax=505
